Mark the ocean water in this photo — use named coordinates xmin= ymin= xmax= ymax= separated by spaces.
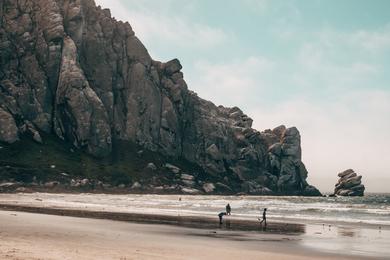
xmin=1 ymin=193 xmax=389 ymax=226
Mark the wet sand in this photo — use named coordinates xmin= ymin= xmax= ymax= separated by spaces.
xmin=0 ymin=210 xmax=359 ymax=260
xmin=0 ymin=203 xmax=305 ymax=234
xmin=0 ymin=193 xmax=389 ymax=259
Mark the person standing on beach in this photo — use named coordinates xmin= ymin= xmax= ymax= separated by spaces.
xmin=259 ymin=208 xmax=267 ymax=226
xmin=226 ymin=203 xmax=231 ymax=215
xmin=218 ymin=212 xmax=227 ymax=224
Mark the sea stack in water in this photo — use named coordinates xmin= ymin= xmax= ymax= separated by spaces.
xmin=334 ymin=169 xmax=365 ymax=196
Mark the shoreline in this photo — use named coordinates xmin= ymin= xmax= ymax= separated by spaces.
xmin=1 ymin=198 xmax=388 ymax=229
xmin=1 ymin=198 xmax=389 ymax=259
xmin=0 ymin=192 xmax=389 ymax=229
xmin=0 ymin=210 xmax=372 ymax=260
xmin=0 ymin=203 xmax=305 ymax=234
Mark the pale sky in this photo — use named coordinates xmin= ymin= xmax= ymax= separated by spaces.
xmin=95 ymin=0 xmax=390 ymax=193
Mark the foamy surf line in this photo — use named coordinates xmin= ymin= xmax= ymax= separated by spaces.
xmin=0 ymin=193 xmax=389 ymax=227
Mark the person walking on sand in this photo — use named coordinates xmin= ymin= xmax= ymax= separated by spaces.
xmin=218 ymin=212 xmax=227 ymax=224
xmin=226 ymin=203 xmax=231 ymax=215
xmin=259 ymin=208 xmax=267 ymax=226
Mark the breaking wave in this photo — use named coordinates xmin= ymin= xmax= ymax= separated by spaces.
xmin=1 ymin=193 xmax=389 ymax=226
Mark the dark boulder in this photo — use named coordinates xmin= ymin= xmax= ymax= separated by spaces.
xmin=334 ymin=169 xmax=365 ymax=196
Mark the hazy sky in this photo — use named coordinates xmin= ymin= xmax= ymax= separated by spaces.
xmin=95 ymin=0 xmax=390 ymax=193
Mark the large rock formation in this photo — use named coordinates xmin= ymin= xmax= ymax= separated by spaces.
xmin=334 ymin=169 xmax=365 ymax=196
xmin=0 ymin=0 xmax=320 ymax=195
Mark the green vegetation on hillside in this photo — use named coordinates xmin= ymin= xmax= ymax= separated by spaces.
xmin=0 ymin=134 xmax=212 ymax=190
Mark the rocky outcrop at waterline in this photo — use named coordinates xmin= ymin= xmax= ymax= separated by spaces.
xmin=334 ymin=169 xmax=365 ymax=196
xmin=0 ymin=0 xmax=321 ymax=196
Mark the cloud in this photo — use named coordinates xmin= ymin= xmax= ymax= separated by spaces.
xmin=294 ymin=42 xmax=380 ymax=92
xmin=268 ymin=2 xmax=303 ymax=40
xmin=242 ymin=0 xmax=269 ymax=14
xmin=249 ymin=90 xmax=390 ymax=193
xmin=354 ymin=29 xmax=390 ymax=52
xmin=187 ymin=57 xmax=275 ymax=107
xmin=278 ymin=26 xmax=388 ymax=98
xmin=319 ymin=25 xmax=390 ymax=54
xmin=275 ymin=24 xmax=390 ymax=54
xmin=126 ymin=12 xmax=228 ymax=49
xmin=95 ymin=0 xmax=228 ymax=53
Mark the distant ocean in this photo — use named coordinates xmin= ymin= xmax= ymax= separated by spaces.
xmin=2 ymin=193 xmax=389 ymax=226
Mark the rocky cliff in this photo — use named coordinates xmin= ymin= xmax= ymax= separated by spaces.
xmin=0 ymin=0 xmax=320 ymax=195
xmin=334 ymin=169 xmax=365 ymax=196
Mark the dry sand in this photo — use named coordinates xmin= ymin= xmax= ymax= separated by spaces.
xmin=0 ymin=210 xmax=359 ymax=260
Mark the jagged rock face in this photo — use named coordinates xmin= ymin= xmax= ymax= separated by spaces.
xmin=54 ymin=36 xmax=111 ymax=156
xmin=0 ymin=107 xmax=18 ymax=143
xmin=0 ymin=0 xmax=320 ymax=195
xmin=261 ymin=126 xmax=320 ymax=196
xmin=334 ymin=169 xmax=365 ymax=196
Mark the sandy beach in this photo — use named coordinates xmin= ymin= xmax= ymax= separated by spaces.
xmin=0 ymin=210 xmax=363 ymax=260
xmin=0 ymin=193 xmax=388 ymax=259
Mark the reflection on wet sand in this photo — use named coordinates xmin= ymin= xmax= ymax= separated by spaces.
xmin=1 ymin=202 xmax=390 ymax=258
xmin=338 ymin=227 xmax=358 ymax=238
xmin=0 ymin=203 xmax=305 ymax=234
xmin=301 ymin=224 xmax=390 ymax=258
xmin=218 ymin=217 xmax=305 ymax=234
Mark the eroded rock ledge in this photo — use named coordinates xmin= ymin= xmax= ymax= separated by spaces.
xmin=0 ymin=0 xmax=320 ymax=196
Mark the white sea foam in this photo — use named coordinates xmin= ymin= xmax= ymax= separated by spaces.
xmin=1 ymin=193 xmax=390 ymax=226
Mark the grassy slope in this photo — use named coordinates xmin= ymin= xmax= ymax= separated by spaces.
xmin=0 ymin=134 xmax=215 ymax=190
